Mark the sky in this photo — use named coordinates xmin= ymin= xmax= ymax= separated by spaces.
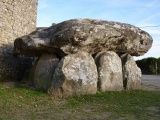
xmin=37 ymin=0 xmax=160 ymax=60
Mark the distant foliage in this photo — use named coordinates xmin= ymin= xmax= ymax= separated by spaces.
xmin=136 ymin=57 xmax=160 ymax=74
xmin=157 ymin=57 xmax=160 ymax=74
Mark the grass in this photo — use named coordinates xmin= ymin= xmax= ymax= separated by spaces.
xmin=0 ymin=85 xmax=160 ymax=120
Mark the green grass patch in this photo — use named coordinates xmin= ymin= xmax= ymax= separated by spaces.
xmin=0 ymin=85 xmax=160 ymax=120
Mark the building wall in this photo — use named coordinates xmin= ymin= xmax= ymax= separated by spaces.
xmin=0 ymin=0 xmax=38 ymax=81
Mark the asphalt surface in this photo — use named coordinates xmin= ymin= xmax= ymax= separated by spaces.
xmin=142 ymin=75 xmax=160 ymax=87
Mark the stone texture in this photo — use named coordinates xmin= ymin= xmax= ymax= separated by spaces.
xmin=14 ymin=26 xmax=58 ymax=56
xmin=95 ymin=51 xmax=123 ymax=91
xmin=0 ymin=56 xmax=33 ymax=81
xmin=0 ymin=0 xmax=38 ymax=81
xmin=14 ymin=19 xmax=153 ymax=57
xmin=121 ymin=54 xmax=141 ymax=90
xmin=21 ymin=59 xmax=38 ymax=86
xmin=48 ymin=51 xmax=98 ymax=97
xmin=10 ymin=17 xmax=152 ymax=95
xmin=34 ymin=54 xmax=59 ymax=91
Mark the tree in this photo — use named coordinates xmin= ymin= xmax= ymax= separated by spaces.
xmin=136 ymin=57 xmax=159 ymax=75
xmin=157 ymin=57 xmax=160 ymax=74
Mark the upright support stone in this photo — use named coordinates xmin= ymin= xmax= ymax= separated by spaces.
xmin=95 ymin=51 xmax=123 ymax=91
xmin=49 ymin=51 xmax=98 ymax=97
xmin=34 ymin=54 xmax=59 ymax=91
xmin=121 ymin=54 xmax=141 ymax=90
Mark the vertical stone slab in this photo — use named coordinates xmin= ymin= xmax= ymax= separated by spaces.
xmin=34 ymin=54 xmax=59 ymax=91
xmin=95 ymin=51 xmax=123 ymax=91
xmin=0 ymin=0 xmax=38 ymax=81
xmin=49 ymin=51 xmax=98 ymax=97
xmin=121 ymin=54 xmax=141 ymax=90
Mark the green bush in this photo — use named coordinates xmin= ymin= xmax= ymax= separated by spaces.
xmin=157 ymin=57 xmax=160 ymax=74
xmin=136 ymin=57 xmax=160 ymax=75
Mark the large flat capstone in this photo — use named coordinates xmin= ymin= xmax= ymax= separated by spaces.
xmin=14 ymin=19 xmax=153 ymax=57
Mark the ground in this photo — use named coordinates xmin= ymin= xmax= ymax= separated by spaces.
xmin=0 ymin=75 xmax=160 ymax=120
xmin=3 ymin=75 xmax=160 ymax=91
xmin=141 ymin=75 xmax=160 ymax=91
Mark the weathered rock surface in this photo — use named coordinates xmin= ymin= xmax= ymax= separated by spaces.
xmin=121 ymin=54 xmax=141 ymax=90
xmin=0 ymin=0 xmax=38 ymax=81
xmin=14 ymin=26 xmax=59 ymax=56
xmin=95 ymin=51 xmax=123 ymax=91
xmin=34 ymin=54 xmax=59 ymax=91
xmin=13 ymin=18 xmax=149 ymax=95
xmin=14 ymin=19 xmax=153 ymax=57
xmin=48 ymin=51 xmax=98 ymax=97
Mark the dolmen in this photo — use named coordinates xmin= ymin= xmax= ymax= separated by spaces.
xmin=14 ymin=19 xmax=153 ymax=97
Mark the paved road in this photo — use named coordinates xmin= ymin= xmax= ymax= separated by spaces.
xmin=142 ymin=75 xmax=160 ymax=87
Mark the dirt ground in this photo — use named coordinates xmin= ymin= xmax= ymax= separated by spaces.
xmin=141 ymin=75 xmax=160 ymax=91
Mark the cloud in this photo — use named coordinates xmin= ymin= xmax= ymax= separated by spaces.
xmin=96 ymin=0 xmax=160 ymax=8
xmin=137 ymin=12 xmax=160 ymax=26
xmin=146 ymin=29 xmax=160 ymax=35
xmin=136 ymin=11 xmax=160 ymax=40
xmin=38 ymin=0 xmax=49 ymax=9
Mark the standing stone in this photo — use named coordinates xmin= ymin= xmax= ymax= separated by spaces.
xmin=121 ymin=54 xmax=141 ymax=90
xmin=95 ymin=51 xmax=123 ymax=91
xmin=34 ymin=54 xmax=59 ymax=91
xmin=49 ymin=51 xmax=98 ymax=97
xmin=0 ymin=0 xmax=38 ymax=81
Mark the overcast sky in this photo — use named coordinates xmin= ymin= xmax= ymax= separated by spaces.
xmin=37 ymin=0 xmax=160 ymax=60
